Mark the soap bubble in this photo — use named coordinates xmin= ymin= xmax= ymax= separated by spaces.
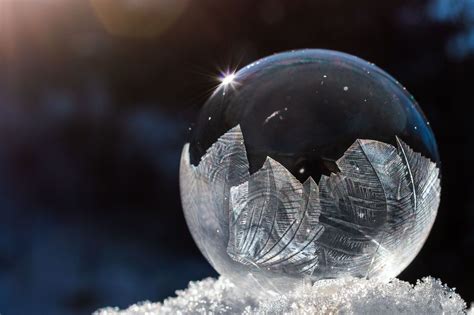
xmin=180 ymin=49 xmax=441 ymax=294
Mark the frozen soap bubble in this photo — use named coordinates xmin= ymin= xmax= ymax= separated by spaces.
xmin=180 ymin=49 xmax=441 ymax=294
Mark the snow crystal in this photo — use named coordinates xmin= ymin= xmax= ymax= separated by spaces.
xmin=95 ymin=276 xmax=467 ymax=315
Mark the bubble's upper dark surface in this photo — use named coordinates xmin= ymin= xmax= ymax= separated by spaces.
xmin=190 ymin=49 xmax=439 ymax=182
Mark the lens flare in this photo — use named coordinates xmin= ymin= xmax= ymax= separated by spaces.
xmin=90 ymin=0 xmax=190 ymax=38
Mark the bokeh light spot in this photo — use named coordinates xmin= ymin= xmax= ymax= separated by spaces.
xmin=90 ymin=0 xmax=189 ymax=38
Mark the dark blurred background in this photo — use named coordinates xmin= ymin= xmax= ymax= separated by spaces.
xmin=0 ymin=0 xmax=473 ymax=314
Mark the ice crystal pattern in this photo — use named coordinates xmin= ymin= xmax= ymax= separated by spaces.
xmin=180 ymin=125 xmax=440 ymax=281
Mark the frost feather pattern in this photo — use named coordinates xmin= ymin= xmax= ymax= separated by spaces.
xmin=227 ymin=158 xmax=325 ymax=275
xmin=180 ymin=125 xmax=440 ymax=280
xmin=179 ymin=125 xmax=249 ymax=266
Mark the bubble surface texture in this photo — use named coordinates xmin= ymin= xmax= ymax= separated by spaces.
xmin=181 ymin=49 xmax=441 ymax=293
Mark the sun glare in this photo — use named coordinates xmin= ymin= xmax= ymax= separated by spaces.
xmin=220 ymin=72 xmax=236 ymax=86
xmin=217 ymin=71 xmax=240 ymax=93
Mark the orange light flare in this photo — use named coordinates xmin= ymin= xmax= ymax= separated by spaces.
xmin=90 ymin=0 xmax=190 ymax=38
xmin=0 ymin=0 xmax=18 ymax=65
xmin=0 ymin=0 xmax=191 ymax=73
xmin=0 ymin=0 xmax=76 ymax=71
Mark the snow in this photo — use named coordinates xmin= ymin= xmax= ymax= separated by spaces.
xmin=95 ymin=276 xmax=468 ymax=314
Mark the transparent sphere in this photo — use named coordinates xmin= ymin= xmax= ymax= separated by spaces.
xmin=180 ymin=49 xmax=441 ymax=294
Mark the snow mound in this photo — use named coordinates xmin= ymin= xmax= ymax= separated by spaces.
xmin=468 ymin=303 xmax=474 ymax=315
xmin=95 ymin=277 xmax=467 ymax=315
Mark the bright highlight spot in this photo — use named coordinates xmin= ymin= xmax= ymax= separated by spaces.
xmin=220 ymin=73 xmax=236 ymax=86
